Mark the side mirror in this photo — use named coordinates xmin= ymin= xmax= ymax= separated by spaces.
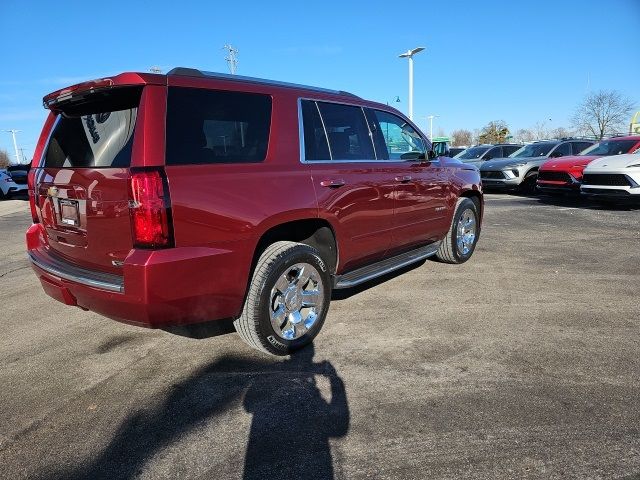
xmin=549 ymin=151 xmax=564 ymax=158
xmin=427 ymin=150 xmax=438 ymax=160
xmin=400 ymin=151 xmax=423 ymax=160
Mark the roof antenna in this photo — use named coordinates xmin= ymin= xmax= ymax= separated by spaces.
xmin=149 ymin=66 xmax=163 ymax=74
xmin=223 ymin=44 xmax=239 ymax=74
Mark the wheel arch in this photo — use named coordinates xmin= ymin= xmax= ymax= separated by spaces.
xmin=459 ymin=189 xmax=483 ymax=222
xmin=252 ymin=218 xmax=339 ymax=276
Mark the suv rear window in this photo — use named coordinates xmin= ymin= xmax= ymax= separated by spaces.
xmin=43 ymin=87 xmax=142 ymax=168
xmin=166 ymin=87 xmax=272 ymax=165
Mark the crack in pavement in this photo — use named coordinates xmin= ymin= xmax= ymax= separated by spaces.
xmin=0 ymin=266 xmax=29 ymax=279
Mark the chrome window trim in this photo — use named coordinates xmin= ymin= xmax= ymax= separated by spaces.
xmin=315 ymin=101 xmax=333 ymax=160
xmin=360 ymin=106 xmax=378 ymax=160
xmin=28 ymin=251 xmax=124 ymax=293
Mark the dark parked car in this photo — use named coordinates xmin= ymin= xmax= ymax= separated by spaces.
xmin=480 ymin=139 xmax=595 ymax=193
xmin=27 ymin=68 xmax=483 ymax=355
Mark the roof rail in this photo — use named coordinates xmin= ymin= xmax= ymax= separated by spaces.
xmin=167 ymin=67 xmax=360 ymax=98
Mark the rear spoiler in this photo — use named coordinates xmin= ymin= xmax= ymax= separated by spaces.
xmin=43 ymin=78 xmax=115 ymax=109
xmin=42 ymin=72 xmax=165 ymax=110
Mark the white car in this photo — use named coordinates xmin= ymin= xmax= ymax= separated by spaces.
xmin=0 ymin=169 xmax=28 ymax=199
xmin=581 ymin=153 xmax=640 ymax=201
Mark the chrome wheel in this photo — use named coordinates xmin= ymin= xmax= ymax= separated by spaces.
xmin=269 ymin=262 xmax=324 ymax=341
xmin=456 ymin=208 xmax=477 ymax=256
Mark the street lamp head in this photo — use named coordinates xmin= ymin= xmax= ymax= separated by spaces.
xmin=398 ymin=47 xmax=426 ymax=58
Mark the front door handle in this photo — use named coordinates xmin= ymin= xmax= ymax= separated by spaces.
xmin=320 ymin=179 xmax=346 ymax=188
xmin=395 ymin=175 xmax=412 ymax=183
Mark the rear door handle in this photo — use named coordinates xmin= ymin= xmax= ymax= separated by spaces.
xmin=395 ymin=175 xmax=412 ymax=183
xmin=320 ymin=179 xmax=346 ymax=188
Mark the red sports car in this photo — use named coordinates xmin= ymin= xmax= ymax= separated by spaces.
xmin=537 ymin=136 xmax=640 ymax=193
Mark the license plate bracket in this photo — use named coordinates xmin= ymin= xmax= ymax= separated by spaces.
xmin=59 ymin=199 xmax=80 ymax=227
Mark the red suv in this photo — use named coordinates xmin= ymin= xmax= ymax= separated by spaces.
xmin=26 ymin=68 xmax=483 ymax=355
xmin=537 ymin=136 xmax=640 ymax=194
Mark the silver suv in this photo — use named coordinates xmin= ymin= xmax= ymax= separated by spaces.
xmin=454 ymin=143 xmax=522 ymax=168
xmin=479 ymin=139 xmax=594 ymax=193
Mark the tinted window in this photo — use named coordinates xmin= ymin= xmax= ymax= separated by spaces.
xmin=300 ymin=100 xmax=330 ymax=161
xmin=374 ymin=110 xmax=426 ymax=160
xmin=503 ymin=145 xmax=521 ymax=156
xmin=166 ymin=87 xmax=271 ymax=165
xmin=579 ymin=139 xmax=639 ymax=156
xmin=553 ymin=142 xmax=572 ymax=156
xmin=456 ymin=146 xmax=491 ymax=160
xmin=316 ymin=102 xmax=375 ymax=160
xmin=484 ymin=147 xmax=502 ymax=160
xmin=43 ymin=87 xmax=141 ymax=168
xmin=510 ymin=142 xmax=556 ymax=158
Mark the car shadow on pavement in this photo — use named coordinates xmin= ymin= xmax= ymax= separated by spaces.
xmin=54 ymin=344 xmax=349 ymax=480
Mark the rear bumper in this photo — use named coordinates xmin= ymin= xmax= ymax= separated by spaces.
xmin=26 ymin=224 xmax=250 ymax=328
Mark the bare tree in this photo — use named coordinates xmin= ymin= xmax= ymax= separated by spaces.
xmin=532 ymin=121 xmax=550 ymax=140
xmin=571 ymin=89 xmax=636 ymax=139
xmin=550 ymin=127 xmax=572 ymax=139
xmin=450 ymin=129 xmax=473 ymax=147
xmin=478 ymin=120 xmax=510 ymax=144
xmin=472 ymin=128 xmax=481 ymax=145
xmin=0 ymin=149 xmax=10 ymax=168
xmin=515 ymin=128 xmax=535 ymax=143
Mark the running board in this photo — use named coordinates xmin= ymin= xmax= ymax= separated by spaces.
xmin=333 ymin=242 xmax=441 ymax=289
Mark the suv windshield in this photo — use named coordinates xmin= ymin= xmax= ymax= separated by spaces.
xmin=579 ymin=140 xmax=639 ymax=156
xmin=455 ymin=146 xmax=490 ymax=160
xmin=509 ymin=142 xmax=556 ymax=158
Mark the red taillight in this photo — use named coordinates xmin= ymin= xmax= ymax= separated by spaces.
xmin=128 ymin=169 xmax=174 ymax=249
xmin=27 ymin=169 xmax=39 ymax=223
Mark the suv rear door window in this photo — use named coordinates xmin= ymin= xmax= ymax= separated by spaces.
xmin=166 ymin=87 xmax=272 ymax=165
xmin=43 ymin=87 xmax=142 ymax=168
xmin=316 ymin=102 xmax=375 ymax=160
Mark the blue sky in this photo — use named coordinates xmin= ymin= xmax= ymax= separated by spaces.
xmin=1 ymin=0 xmax=639 ymax=161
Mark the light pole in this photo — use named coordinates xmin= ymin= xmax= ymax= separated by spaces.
xmin=223 ymin=44 xmax=239 ymax=74
xmin=4 ymin=129 xmax=21 ymax=164
xmin=398 ymin=47 xmax=425 ymax=121
xmin=427 ymin=115 xmax=440 ymax=139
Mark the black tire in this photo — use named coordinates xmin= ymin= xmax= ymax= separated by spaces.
xmin=0 ymin=189 xmax=5 ymax=200
xmin=435 ymin=197 xmax=480 ymax=264
xmin=234 ymin=241 xmax=331 ymax=356
xmin=520 ymin=171 xmax=538 ymax=195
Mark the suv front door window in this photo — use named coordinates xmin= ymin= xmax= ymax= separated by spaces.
xmin=550 ymin=142 xmax=572 ymax=158
xmin=484 ymin=146 xmax=502 ymax=160
xmin=374 ymin=110 xmax=426 ymax=160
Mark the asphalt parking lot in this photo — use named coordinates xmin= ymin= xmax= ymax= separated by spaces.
xmin=0 ymin=194 xmax=638 ymax=480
